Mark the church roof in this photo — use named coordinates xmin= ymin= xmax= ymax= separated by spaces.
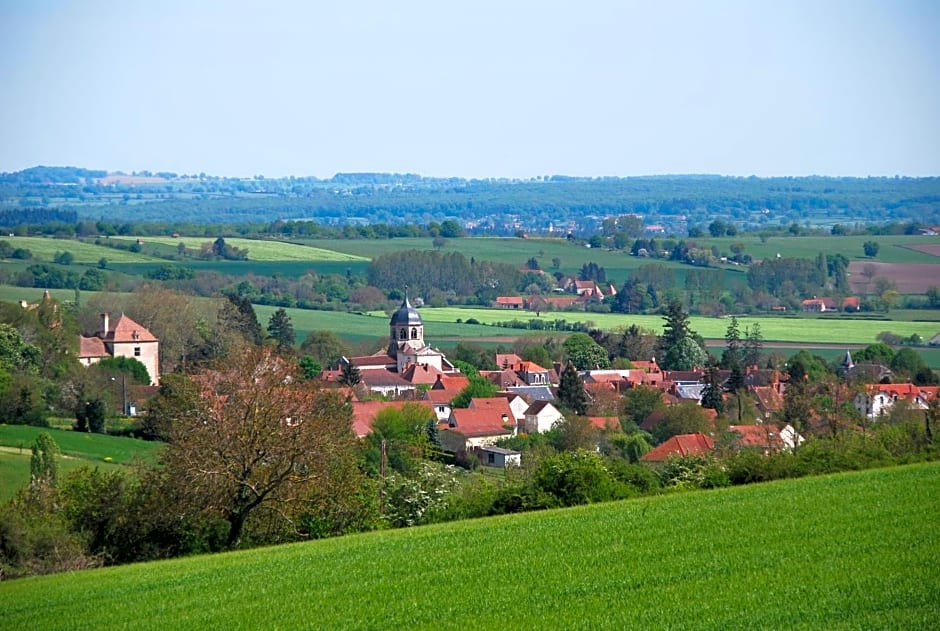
xmin=389 ymin=294 xmax=423 ymax=326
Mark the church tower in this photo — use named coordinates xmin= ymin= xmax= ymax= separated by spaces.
xmin=388 ymin=291 xmax=424 ymax=358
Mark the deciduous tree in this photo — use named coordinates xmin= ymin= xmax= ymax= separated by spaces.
xmin=160 ymin=349 xmax=358 ymax=548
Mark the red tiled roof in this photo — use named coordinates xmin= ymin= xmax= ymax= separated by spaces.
xmin=481 ymin=369 xmax=526 ymax=388
xmin=495 ymin=296 xmax=524 ymax=306
xmin=432 ymin=373 xmax=470 ymax=391
xmin=400 ymin=363 xmax=443 ymax=384
xmin=469 ymin=397 xmax=514 ymax=420
xmin=587 ymin=416 xmax=621 ymax=431
xmin=641 ymin=433 xmax=715 ymax=461
xmin=495 ymin=353 xmax=523 ymax=368
xmin=100 ymin=314 xmax=158 ymax=343
xmin=727 ymin=424 xmax=785 ymax=449
xmin=349 ymin=354 xmax=395 ymax=368
xmin=448 ymin=408 xmax=515 ymax=438
xmin=424 ymin=390 xmax=455 ymax=404
xmin=78 ymin=335 xmax=109 ymax=359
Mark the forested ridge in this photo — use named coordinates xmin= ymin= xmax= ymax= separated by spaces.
xmin=2 ymin=166 xmax=937 ymax=233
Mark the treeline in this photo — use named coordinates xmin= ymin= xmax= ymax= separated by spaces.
xmin=3 ymin=167 xmax=938 ymax=232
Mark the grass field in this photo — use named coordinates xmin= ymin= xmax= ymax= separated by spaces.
xmin=690 ymin=233 xmax=940 ymax=264
xmin=112 ymin=236 xmax=368 ymax=262
xmin=300 ymin=236 xmax=723 ymax=287
xmin=375 ymin=306 xmax=940 ymax=344
xmin=0 ymin=425 xmax=164 ymax=502
xmin=1 ymin=463 xmax=936 ymax=629
xmin=0 ymin=236 xmax=163 ymax=264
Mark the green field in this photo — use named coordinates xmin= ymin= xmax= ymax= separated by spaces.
xmin=301 ymin=236 xmax=718 ymax=286
xmin=0 ymin=236 xmax=163 ymax=264
xmin=696 ymin=233 xmax=940 ymax=264
xmin=0 ymin=425 xmax=164 ymax=502
xmin=112 ymin=236 xmax=368 ymax=262
xmin=1 ymin=463 xmax=936 ymax=629
xmin=375 ymin=306 xmax=940 ymax=345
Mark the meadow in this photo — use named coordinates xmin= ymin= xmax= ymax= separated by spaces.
xmin=301 ymin=236 xmax=715 ymax=286
xmin=0 ymin=236 xmax=163 ymax=264
xmin=111 ymin=236 xmax=368 ymax=262
xmin=1 ymin=462 xmax=936 ymax=629
xmin=690 ymin=233 xmax=940 ymax=264
xmin=0 ymin=425 xmax=163 ymax=502
xmin=373 ymin=306 xmax=940 ymax=345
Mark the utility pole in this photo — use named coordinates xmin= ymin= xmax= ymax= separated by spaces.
xmin=379 ymin=438 xmax=387 ymax=515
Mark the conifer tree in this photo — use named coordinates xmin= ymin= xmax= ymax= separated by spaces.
xmin=558 ymin=362 xmax=588 ymax=416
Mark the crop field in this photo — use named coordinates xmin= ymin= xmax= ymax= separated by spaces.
xmin=696 ymin=234 xmax=940 ymax=264
xmin=0 ymin=425 xmax=164 ymax=502
xmin=847 ymin=261 xmax=939 ymax=295
xmin=386 ymin=306 xmax=940 ymax=344
xmin=113 ymin=236 xmax=368 ymax=262
xmin=0 ymin=236 xmax=163 ymax=264
xmin=107 ymin=260 xmax=373 ymax=279
xmin=1 ymin=462 xmax=936 ymax=629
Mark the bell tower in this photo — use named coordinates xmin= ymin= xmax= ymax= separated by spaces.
xmin=388 ymin=290 xmax=424 ymax=358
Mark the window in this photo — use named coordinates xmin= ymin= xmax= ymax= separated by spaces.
xmin=411 ymin=327 xmax=418 ymax=339
xmin=487 ymin=453 xmax=495 ymax=465
xmin=134 ymin=347 xmax=141 ymax=357
xmin=399 ymin=329 xmax=406 ymax=340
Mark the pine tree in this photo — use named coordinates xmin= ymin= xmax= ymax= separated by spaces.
xmin=338 ymin=361 xmax=362 ymax=386
xmin=743 ymin=323 xmax=764 ymax=368
xmin=700 ymin=365 xmax=724 ymax=413
xmin=660 ymin=301 xmax=691 ymax=352
xmin=558 ymin=362 xmax=588 ymax=416
xmin=220 ymin=293 xmax=263 ymax=345
xmin=267 ymin=308 xmax=295 ymax=355
xmin=721 ymin=316 xmax=742 ymax=370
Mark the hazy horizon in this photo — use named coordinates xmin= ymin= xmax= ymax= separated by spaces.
xmin=2 ymin=1 xmax=938 ymax=179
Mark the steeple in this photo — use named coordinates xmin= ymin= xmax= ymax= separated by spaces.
xmin=388 ymin=289 xmax=424 ymax=357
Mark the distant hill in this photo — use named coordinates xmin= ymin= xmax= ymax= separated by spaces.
xmin=1 ymin=166 xmax=938 ymax=233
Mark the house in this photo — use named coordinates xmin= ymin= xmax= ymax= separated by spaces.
xmin=480 ymin=445 xmax=521 ymax=468
xmin=523 ymin=400 xmax=563 ymax=433
xmin=443 ymin=407 xmax=515 ymax=450
xmin=494 ymin=296 xmax=524 ymax=309
xmin=641 ymin=433 xmax=715 ymax=462
xmin=842 ymin=296 xmax=861 ymax=312
xmin=801 ymin=297 xmax=837 ymax=312
xmin=854 ymin=383 xmax=940 ymax=419
xmin=423 ymin=389 xmax=455 ymax=421
xmin=725 ymin=424 xmax=787 ymax=453
xmin=79 ymin=313 xmax=160 ymax=385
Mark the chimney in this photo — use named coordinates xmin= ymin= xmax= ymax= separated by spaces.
xmin=100 ymin=313 xmax=109 ymax=334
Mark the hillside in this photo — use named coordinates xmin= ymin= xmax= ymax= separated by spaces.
xmin=1 ymin=462 xmax=937 ymax=629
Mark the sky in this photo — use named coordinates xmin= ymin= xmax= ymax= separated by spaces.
xmin=0 ymin=0 xmax=938 ymax=178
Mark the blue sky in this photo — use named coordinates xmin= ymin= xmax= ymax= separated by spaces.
xmin=1 ymin=0 xmax=937 ymax=178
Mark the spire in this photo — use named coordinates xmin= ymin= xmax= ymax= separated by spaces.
xmin=842 ymin=350 xmax=854 ymax=370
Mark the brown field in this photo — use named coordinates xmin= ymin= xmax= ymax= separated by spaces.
xmin=907 ymin=243 xmax=940 ymax=257
xmin=848 ymin=261 xmax=939 ymax=294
